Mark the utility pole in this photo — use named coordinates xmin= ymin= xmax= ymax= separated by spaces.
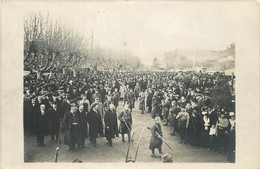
xmin=91 ymin=27 xmax=93 ymax=54
xmin=192 ymin=53 xmax=196 ymax=70
xmin=124 ymin=42 xmax=127 ymax=68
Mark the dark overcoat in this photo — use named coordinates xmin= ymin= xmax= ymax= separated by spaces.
xmin=78 ymin=110 xmax=88 ymax=144
xmin=112 ymin=91 xmax=120 ymax=107
xmin=87 ymin=109 xmax=100 ymax=139
xmin=35 ymin=110 xmax=48 ymax=134
xmin=48 ymin=107 xmax=61 ymax=134
xmin=63 ymin=111 xmax=81 ymax=145
xmin=151 ymin=96 xmax=160 ymax=118
xmin=104 ymin=109 xmax=116 ymax=139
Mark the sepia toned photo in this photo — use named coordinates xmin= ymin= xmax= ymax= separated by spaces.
xmin=23 ymin=4 xmax=235 ymax=163
xmin=1 ymin=1 xmax=259 ymax=168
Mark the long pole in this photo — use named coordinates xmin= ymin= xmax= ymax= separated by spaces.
xmin=134 ymin=126 xmax=145 ymax=162
xmin=147 ymin=127 xmax=174 ymax=152
xmin=122 ymin=117 xmax=134 ymax=141
xmin=55 ymin=120 xmax=62 ymax=162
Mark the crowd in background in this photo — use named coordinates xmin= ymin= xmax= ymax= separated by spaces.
xmin=24 ymin=69 xmax=236 ymax=162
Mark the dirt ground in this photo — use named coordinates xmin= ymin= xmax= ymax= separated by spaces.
xmin=24 ymin=101 xmax=228 ymax=163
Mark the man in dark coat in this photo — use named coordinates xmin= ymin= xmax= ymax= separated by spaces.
xmin=149 ymin=116 xmax=163 ymax=157
xmin=104 ymin=104 xmax=118 ymax=146
xmin=188 ymin=110 xmax=202 ymax=146
xmin=70 ymin=87 xmax=79 ymax=100
xmin=23 ymin=96 xmax=32 ymax=132
xmin=29 ymin=97 xmax=38 ymax=133
xmin=63 ymin=101 xmax=81 ymax=151
xmin=126 ymin=89 xmax=135 ymax=111
xmin=112 ymin=106 xmax=119 ymax=138
xmin=111 ymin=88 xmax=120 ymax=109
xmin=35 ymin=104 xmax=48 ymax=146
xmin=59 ymin=96 xmax=71 ymax=120
xmin=87 ymin=103 xmax=100 ymax=147
xmin=48 ymin=102 xmax=61 ymax=141
xmin=146 ymin=89 xmax=153 ymax=113
xmin=78 ymin=104 xmax=88 ymax=147
xmin=151 ymin=92 xmax=160 ymax=118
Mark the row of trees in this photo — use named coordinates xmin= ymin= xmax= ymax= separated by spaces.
xmin=24 ymin=12 xmax=90 ymax=79
xmin=24 ymin=12 xmax=142 ymax=79
xmin=89 ymin=45 xmax=142 ymax=72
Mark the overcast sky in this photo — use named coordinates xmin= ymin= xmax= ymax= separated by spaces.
xmin=29 ymin=2 xmax=245 ymax=65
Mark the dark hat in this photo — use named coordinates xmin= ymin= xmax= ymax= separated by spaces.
xmin=70 ymin=99 xmax=77 ymax=105
xmin=201 ymin=106 xmax=208 ymax=112
xmin=52 ymin=101 xmax=58 ymax=105
xmin=91 ymin=102 xmax=98 ymax=108
xmin=220 ymin=110 xmax=226 ymax=114
xmin=53 ymin=92 xmax=59 ymax=97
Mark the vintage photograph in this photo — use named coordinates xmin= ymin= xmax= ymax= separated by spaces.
xmin=22 ymin=3 xmax=236 ymax=163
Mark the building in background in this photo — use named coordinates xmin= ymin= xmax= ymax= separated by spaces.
xmin=164 ymin=43 xmax=235 ymax=74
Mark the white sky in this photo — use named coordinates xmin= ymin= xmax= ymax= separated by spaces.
xmin=28 ymin=2 xmax=246 ymax=65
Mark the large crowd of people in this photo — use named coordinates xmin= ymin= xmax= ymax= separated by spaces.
xmin=24 ymin=69 xmax=236 ymax=162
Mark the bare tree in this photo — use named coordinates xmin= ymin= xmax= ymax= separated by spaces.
xmin=24 ymin=12 xmax=90 ymax=79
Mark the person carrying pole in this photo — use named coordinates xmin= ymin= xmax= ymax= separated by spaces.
xmin=148 ymin=116 xmax=163 ymax=158
xmin=118 ymin=103 xmax=133 ymax=142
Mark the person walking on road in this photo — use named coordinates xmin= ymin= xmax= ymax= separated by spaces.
xmin=149 ymin=116 xmax=163 ymax=158
xmin=118 ymin=104 xmax=132 ymax=143
xmin=87 ymin=103 xmax=101 ymax=147
xmin=104 ymin=104 xmax=118 ymax=146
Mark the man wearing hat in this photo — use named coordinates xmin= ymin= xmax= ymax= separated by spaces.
xmin=227 ymin=112 xmax=235 ymax=162
xmin=126 ymin=88 xmax=135 ymax=111
xmin=104 ymin=104 xmax=117 ymax=146
xmin=216 ymin=110 xmax=229 ymax=154
xmin=48 ymin=101 xmax=62 ymax=142
xmin=111 ymin=88 xmax=120 ymax=109
xmin=87 ymin=102 xmax=101 ymax=147
xmin=78 ymin=104 xmax=88 ymax=148
xmin=70 ymin=87 xmax=79 ymax=100
xmin=118 ymin=104 xmax=132 ymax=142
xmin=151 ymin=91 xmax=160 ymax=118
xmin=63 ymin=100 xmax=81 ymax=151
xmin=146 ymin=89 xmax=153 ymax=113
xmin=176 ymin=106 xmax=190 ymax=144
xmin=35 ymin=104 xmax=48 ymax=146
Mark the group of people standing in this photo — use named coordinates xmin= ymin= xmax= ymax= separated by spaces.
xmin=132 ymin=73 xmax=235 ymax=162
xmin=24 ymin=69 xmax=235 ymax=162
